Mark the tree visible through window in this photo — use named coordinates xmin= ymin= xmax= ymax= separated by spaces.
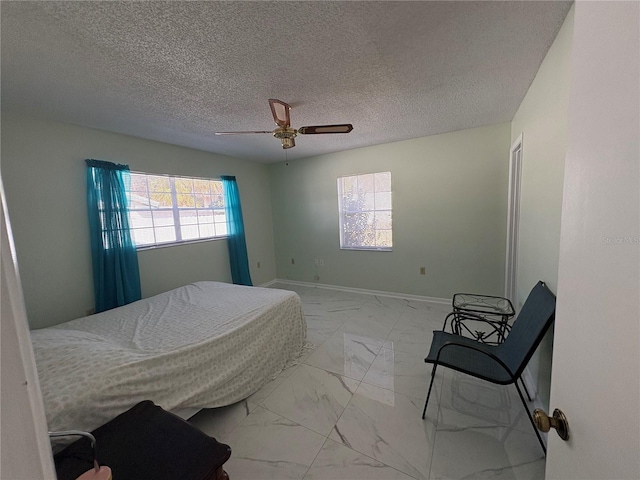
xmin=337 ymin=171 xmax=392 ymax=250
xmin=127 ymin=172 xmax=227 ymax=248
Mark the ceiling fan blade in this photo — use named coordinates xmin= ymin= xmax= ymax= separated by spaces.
xmin=214 ymin=131 xmax=272 ymax=135
xmin=298 ymin=124 xmax=353 ymax=135
xmin=268 ymin=99 xmax=291 ymax=127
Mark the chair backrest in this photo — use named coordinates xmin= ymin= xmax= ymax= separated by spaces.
xmin=499 ymin=281 xmax=556 ymax=378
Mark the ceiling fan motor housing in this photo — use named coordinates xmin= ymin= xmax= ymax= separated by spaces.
xmin=272 ymin=127 xmax=297 ymax=139
xmin=273 ymin=127 xmax=297 ymax=149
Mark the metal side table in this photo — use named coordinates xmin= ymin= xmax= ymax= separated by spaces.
xmin=449 ymin=293 xmax=515 ymax=345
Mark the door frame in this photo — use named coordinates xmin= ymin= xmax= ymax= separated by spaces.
xmin=505 ymin=133 xmax=523 ymax=303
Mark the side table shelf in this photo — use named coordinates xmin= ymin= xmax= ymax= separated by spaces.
xmin=450 ymin=293 xmax=515 ymax=345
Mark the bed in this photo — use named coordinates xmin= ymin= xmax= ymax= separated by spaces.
xmin=31 ymin=281 xmax=307 ymax=436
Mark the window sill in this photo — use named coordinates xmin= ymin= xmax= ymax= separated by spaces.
xmin=136 ymin=236 xmax=228 ymax=251
xmin=340 ymin=246 xmax=393 ymax=252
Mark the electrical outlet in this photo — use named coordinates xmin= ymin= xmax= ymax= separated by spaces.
xmin=257 ymin=261 xmax=261 ymax=268
xmin=420 ymin=266 xmax=426 ymax=275
xmin=314 ymin=259 xmax=319 ymax=265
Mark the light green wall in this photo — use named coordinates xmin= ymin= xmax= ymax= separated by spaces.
xmin=510 ymin=6 xmax=574 ymax=408
xmin=1 ymin=113 xmax=276 ymax=329
xmin=269 ymin=123 xmax=511 ymax=299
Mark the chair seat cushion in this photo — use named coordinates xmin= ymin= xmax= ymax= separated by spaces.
xmin=425 ymin=331 xmax=514 ymax=384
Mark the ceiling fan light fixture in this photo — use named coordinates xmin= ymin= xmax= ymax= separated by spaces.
xmin=281 ymin=137 xmax=295 ymax=149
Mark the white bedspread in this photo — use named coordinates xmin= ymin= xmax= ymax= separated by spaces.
xmin=31 ymin=282 xmax=306 ymax=435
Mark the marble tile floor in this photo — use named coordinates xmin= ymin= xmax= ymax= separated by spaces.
xmin=189 ymin=283 xmax=545 ymax=480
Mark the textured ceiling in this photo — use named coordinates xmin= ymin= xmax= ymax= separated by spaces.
xmin=1 ymin=1 xmax=572 ymax=163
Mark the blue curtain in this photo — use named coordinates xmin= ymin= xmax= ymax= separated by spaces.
xmin=221 ymin=175 xmax=253 ymax=286
xmin=86 ymin=159 xmax=141 ymax=312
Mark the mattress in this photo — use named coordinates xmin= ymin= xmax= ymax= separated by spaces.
xmin=31 ymin=281 xmax=306 ymax=435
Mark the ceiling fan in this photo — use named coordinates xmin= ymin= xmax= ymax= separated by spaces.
xmin=214 ymin=99 xmax=353 ymax=149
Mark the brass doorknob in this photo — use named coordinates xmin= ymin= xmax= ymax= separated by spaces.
xmin=534 ymin=408 xmax=569 ymax=441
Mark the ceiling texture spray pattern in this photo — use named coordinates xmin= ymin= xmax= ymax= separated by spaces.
xmin=1 ymin=1 xmax=572 ymax=163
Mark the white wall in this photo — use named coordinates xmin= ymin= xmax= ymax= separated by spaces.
xmin=1 ymin=113 xmax=276 ymax=329
xmin=269 ymin=123 xmax=511 ymax=299
xmin=1 ymin=177 xmax=56 ymax=479
xmin=511 ymin=7 xmax=573 ymax=307
xmin=510 ymin=6 xmax=574 ymax=408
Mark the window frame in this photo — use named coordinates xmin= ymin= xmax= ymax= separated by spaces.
xmin=337 ymin=171 xmax=393 ymax=252
xmin=127 ymin=171 xmax=228 ymax=250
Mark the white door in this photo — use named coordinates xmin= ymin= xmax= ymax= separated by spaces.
xmin=546 ymin=2 xmax=639 ymax=478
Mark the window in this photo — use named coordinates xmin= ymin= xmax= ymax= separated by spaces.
xmin=337 ymin=171 xmax=392 ymax=250
xmin=127 ymin=172 xmax=227 ymax=248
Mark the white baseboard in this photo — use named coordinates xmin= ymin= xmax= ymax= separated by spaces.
xmin=264 ymin=278 xmax=450 ymax=305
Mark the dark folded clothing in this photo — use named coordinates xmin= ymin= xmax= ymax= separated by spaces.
xmin=54 ymin=401 xmax=231 ymax=480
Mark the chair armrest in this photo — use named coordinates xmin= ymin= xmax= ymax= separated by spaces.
xmin=435 ymin=340 xmax=516 ymax=379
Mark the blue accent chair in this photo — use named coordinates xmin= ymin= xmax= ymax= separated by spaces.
xmin=421 ymin=281 xmax=556 ymax=454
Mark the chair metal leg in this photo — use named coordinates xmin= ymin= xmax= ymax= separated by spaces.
xmin=422 ymin=364 xmax=437 ymax=419
xmin=514 ymin=380 xmax=546 ymax=455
